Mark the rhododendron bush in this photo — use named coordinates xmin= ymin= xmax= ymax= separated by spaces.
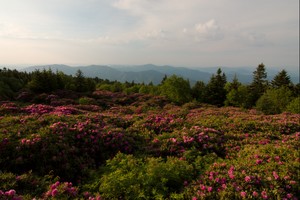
xmin=0 ymin=91 xmax=299 ymax=199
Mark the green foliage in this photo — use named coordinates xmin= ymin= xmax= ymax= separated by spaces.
xmin=191 ymin=81 xmax=206 ymax=102
xmin=97 ymin=83 xmax=113 ymax=91
xmin=27 ymin=69 xmax=63 ymax=93
xmin=0 ymin=80 xmax=14 ymax=100
xmin=205 ymin=68 xmax=227 ymax=106
xmin=160 ymin=75 xmax=192 ymax=105
xmin=99 ymin=153 xmax=193 ymax=199
xmin=271 ymin=69 xmax=292 ymax=88
xmin=79 ymin=97 xmax=96 ymax=105
xmin=224 ymin=76 xmax=247 ymax=107
xmin=125 ymin=85 xmax=141 ymax=94
xmin=139 ymin=85 xmax=151 ymax=94
xmin=0 ymin=94 xmax=299 ymax=199
xmin=248 ymin=63 xmax=268 ymax=107
xmin=256 ymin=87 xmax=293 ymax=114
xmin=0 ymin=68 xmax=27 ymax=100
xmin=0 ymin=171 xmax=55 ymax=198
xmin=286 ymin=97 xmax=300 ymax=114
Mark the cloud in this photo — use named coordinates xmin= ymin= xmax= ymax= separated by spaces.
xmin=0 ymin=22 xmax=35 ymax=39
xmin=243 ymin=32 xmax=268 ymax=46
xmin=194 ymin=19 xmax=223 ymax=41
xmin=0 ymin=0 xmax=298 ymax=69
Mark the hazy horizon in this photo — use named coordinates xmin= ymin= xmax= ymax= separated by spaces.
xmin=0 ymin=0 xmax=299 ymax=72
xmin=0 ymin=63 xmax=299 ymax=74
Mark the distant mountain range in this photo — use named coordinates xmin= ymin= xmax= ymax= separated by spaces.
xmin=21 ymin=64 xmax=299 ymax=85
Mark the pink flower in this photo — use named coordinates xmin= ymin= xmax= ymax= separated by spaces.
xmin=54 ymin=181 xmax=60 ymax=187
xmin=245 ymin=176 xmax=251 ymax=182
xmin=256 ymin=159 xmax=263 ymax=164
xmin=170 ymin=138 xmax=177 ymax=143
xmin=200 ymin=184 xmax=206 ymax=191
xmin=240 ymin=191 xmax=247 ymax=198
xmin=272 ymin=171 xmax=279 ymax=180
xmin=286 ymin=193 xmax=293 ymax=199
xmin=6 ymin=189 xmax=16 ymax=197
xmin=229 ymin=174 xmax=235 ymax=179
xmin=51 ymin=189 xmax=58 ymax=197
xmin=96 ymin=196 xmax=102 ymax=200
xmin=192 ymin=197 xmax=198 ymax=200
xmin=228 ymin=166 xmax=235 ymax=179
xmin=261 ymin=191 xmax=268 ymax=199
xmin=152 ymin=138 xmax=159 ymax=143
xmin=207 ymin=186 xmax=213 ymax=192
xmin=252 ymin=191 xmax=258 ymax=197
xmin=51 ymin=184 xmax=57 ymax=190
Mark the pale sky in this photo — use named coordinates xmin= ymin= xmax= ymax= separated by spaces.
xmin=0 ymin=0 xmax=299 ymax=71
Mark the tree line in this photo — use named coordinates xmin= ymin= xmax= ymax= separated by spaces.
xmin=0 ymin=63 xmax=299 ymax=114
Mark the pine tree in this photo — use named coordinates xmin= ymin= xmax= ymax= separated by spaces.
xmin=247 ymin=63 xmax=268 ymax=107
xmin=191 ymin=81 xmax=206 ymax=102
xmin=224 ymin=75 xmax=244 ymax=107
xmin=271 ymin=69 xmax=291 ymax=88
xmin=205 ymin=68 xmax=227 ymax=107
xmin=74 ymin=69 xmax=86 ymax=92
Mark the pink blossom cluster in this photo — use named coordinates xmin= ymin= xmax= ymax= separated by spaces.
xmin=20 ymin=136 xmax=41 ymax=145
xmin=144 ymin=113 xmax=183 ymax=134
xmin=0 ymin=189 xmax=22 ymax=200
xmin=45 ymin=181 xmax=78 ymax=198
xmin=83 ymin=192 xmax=102 ymax=200
xmin=0 ymin=102 xmax=19 ymax=113
xmin=21 ymin=104 xmax=80 ymax=115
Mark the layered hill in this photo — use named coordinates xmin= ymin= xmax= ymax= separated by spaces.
xmin=21 ymin=64 xmax=299 ymax=84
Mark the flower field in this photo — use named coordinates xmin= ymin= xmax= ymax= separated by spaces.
xmin=0 ymin=91 xmax=299 ymax=199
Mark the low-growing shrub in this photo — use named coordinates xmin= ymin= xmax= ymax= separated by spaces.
xmin=79 ymin=97 xmax=96 ymax=105
xmin=286 ymin=97 xmax=300 ymax=114
xmin=99 ymin=153 xmax=194 ymax=199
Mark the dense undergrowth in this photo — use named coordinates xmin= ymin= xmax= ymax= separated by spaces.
xmin=0 ymin=91 xmax=299 ymax=199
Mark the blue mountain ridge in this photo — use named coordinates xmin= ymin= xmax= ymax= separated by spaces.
xmin=21 ymin=64 xmax=299 ymax=85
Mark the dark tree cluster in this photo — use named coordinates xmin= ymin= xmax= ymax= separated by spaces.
xmin=0 ymin=63 xmax=299 ymax=114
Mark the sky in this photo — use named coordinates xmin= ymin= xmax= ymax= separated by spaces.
xmin=0 ymin=0 xmax=299 ymax=71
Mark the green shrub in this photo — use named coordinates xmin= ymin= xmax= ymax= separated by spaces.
xmin=99 ymin=153 xmax=193 ymax=199
xmin=256 ymin=87 xmax=293 ymax=114
xmin=160 ymin=75 xmax=192 ymax=105
xmin=286 ymin=97 xmax=300 ymax=114
xmin=79 ymin=97 xmax=96 ymax=105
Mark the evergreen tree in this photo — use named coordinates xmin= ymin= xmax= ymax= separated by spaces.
xmin=0 ymin=68 xmax=29 ymax=99
xmin=74 ymin=69 xmax=86 ymax=92
xmin=160 ymin=75 xmax=168 ymax=85
xmin=271 ymin=69 xmax=292 ymax=88
xmin=191 ymin=81 xmax=206 ymax=102
xmin=27 ymin=70 xmax=45 ymax=93
xmin=292 ymin=83 xmax=300 ymax=97
xmin=224 ymin=75 xmax=244 ymax=107
xmin=205 ymin=68 xmax=227 ymax=107
xmin=247 ymin=63 xmax=268 ymax=107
